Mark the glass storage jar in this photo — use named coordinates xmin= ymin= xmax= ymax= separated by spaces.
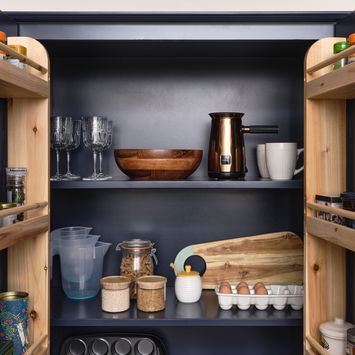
xmin=100 ymin=275 xmax=130 ymax=313
xmin=136 ymin=275 xmax=167 ymax=312
xmin=116 ymin=239 xmax=157 ymax=299
xmin=6 ymin=168 xmax=27 ymax=222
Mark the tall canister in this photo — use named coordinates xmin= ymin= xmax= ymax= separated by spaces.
xmin=0 ymin=292 xmax=29 ymax=354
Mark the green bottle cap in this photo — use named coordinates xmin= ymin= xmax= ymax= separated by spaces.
xmin=334 ymin=41 xmax=350 ymax=53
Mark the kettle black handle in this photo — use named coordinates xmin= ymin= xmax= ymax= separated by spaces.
xmin=242 ymin=125 xmax=279 ymax=134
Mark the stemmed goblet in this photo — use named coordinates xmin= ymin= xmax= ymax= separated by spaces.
xmin=63 ymin=120 xmax=82 ymax=180
xmin=97 ymin=120 xmax=113 ymax=180
xmin=50 ymin=116 xmax=73 ymax=181
xmin=82 ymin=116 xmax=109 ymax=181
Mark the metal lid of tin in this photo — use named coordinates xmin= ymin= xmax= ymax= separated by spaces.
xmin=0 ymin=291 xmax=28 ymax=301
xmin=100 ymin=276 xmax=130 ymax=290
xmin=348 ymin=328 xmax=355 ymax=342
xmin=334 ymin=41 xmax=350 ymax=53
xmin=116 ymin=239 xmax=154 ymax=251
xmin=6 ymin=167 xmax=27 ymax=176
xmin=341 ymin=192 xmax=355 ymax=199
xmin=137 ymin=275 xmax=167 ymax=289
xmin=349 ymin=34 xmax=355 ymax=45
xmin=315 ymin=195 xmax=342 ymax=203
xmin=0 ymin=203 xmax=17 ymax=209
xmin=320 ymin=318 xmax=354 ymax=340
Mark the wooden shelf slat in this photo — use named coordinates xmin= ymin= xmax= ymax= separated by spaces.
xmin=306 ymin=335 xmax=328 ymax=355
xmin=306 ymin=216 xmax=355 ymax=252
xmin=25 ymin=334 xmax=48 ymax=355
xmin=0 ymin=201 xmax=47 ymax=218
xmin=306 ymin=61 xmax=355 ymax=99
xmin=307 ymin=201 xmax=355 ymax=220
xmin=0 ymin=60 xmax=49 ymax=98
xmin=0 ymin=215 xmax=49 ymax=250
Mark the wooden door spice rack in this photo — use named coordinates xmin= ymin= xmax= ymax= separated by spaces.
xmin=0 ymin=37 xmax=50 ymax=354
xmin=304 ymin=37 xmax=355 ymax=354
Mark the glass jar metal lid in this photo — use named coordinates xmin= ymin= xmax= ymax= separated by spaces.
xmin=116 ymin=238 xmax=154 ymax=250
xmin=0 ymin=203 xmax=17 ymax=209
xmin=348 ymin=328 xmax=355 ymax=342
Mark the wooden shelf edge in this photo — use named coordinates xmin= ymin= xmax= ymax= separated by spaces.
xmin=307 ymin=201 xmax=355 ymax=220
xmin=306 ymin=216 xmax=355 ymax=252
xmin=306 ymin=335 xmax=328 ymax=355
xmin=0 ymin=214 xmax=49 ymax=250
xmin=0 ymin=60 xmax=49 ymax=99
xmin=0 ymin=201 xmax=48 ymax=218
xmin=25 ymin=334 xmax=48 ymax=355
xmin=306 ymin=61 xmax=355 ymax=99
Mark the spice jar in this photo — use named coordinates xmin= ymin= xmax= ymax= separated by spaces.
xmin=0 ymin=31 xmax=6 ymax=60
xmin=315 ymin=194 xmax=344 ymax=225
xmin=347 ymin=328 xmax=355 ymax=354
xmin=0 ymin=203 xmax=17 ymax=227
xmin=116 ymin=239 xmax=158 ymax=299
xmin=6 ymin=168 xmax=27 ymax=222
xmin=100 ymin=276 xmax=130 ymax=313
xmin=349 ymin=34 xmax=355 ymax=64
xmin=6 ymin=44 xmax=27 ymax=70
xmin=137 ymin=275 xmax=167 ymax=312
xmin=333 ymin=41 xmax=350 ymax=70
xmin=341 ymin=192 xmax=355 ymax=228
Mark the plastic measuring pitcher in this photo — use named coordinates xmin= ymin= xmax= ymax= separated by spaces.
xmin=61 ymin=241 xmax=112 ymax=300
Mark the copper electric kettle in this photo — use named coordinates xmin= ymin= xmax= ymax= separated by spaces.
xmin=208 ymin=112 xmax=279 ymax=179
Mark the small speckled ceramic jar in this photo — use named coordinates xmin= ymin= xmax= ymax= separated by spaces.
xmin=175 ymin=265 xmax=202 ymax=303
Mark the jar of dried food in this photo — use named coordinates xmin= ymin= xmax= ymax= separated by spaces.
xmin=6 ymin=168 xmax=27 ymax=222
xmin=116 ymin=239 xmax=157 ymax=299
xmin=137 ymin=275 xmax=167 ymax=312
xmin=6 ymin=44 xmax=27 ymax=70
xmin=0 ymin=203 xmax=17 ymax=227
xmin=100 ymin=276 xmax=130 ymax=313
xmin=0 ymin=31 xmax=6 ymax=60
xmin=333 ymin=41 xmax=350 ymax=70
xmin=349 ymin=34 xmax=355 ymax=64
xmin=347 ymin=328 xmax=355 ymax=354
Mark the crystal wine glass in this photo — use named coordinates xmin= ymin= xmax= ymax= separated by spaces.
xmin=63 ymin=120 xmax=82 ymax=180
xmin=97 ymin=120 xmax=113 ymax=181
xmin=82 ymin=116 xmax=108 ymax=181
xmin=50 ymin=116 xmax=73 ymax=181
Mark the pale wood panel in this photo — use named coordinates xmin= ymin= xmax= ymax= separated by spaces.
xmin=304 ymin=37 xmax=347 ymax=348
xmin=25 ymin=334 xmax=48 ymax=355
xmin=0 ymin=60 xmax=49 ymax=98
xmin=6 ymin=37 xmax=50 ymax=349
xmin=0 ymin=215 xmax=49 ymax=250
xmin=306 ymin=61 xmax=355 ymax=99
xmin=307 ymin=216 xmax=355 ymax=252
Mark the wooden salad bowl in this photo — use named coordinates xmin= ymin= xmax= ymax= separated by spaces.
xmin=114 ymin=149 xmax=203 ymax=180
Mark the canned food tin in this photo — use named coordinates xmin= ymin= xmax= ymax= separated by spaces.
xmin=0 ymin=292 xmax=29 ymax=354
xmin=0 ymin=203 xmax=17 ymax=227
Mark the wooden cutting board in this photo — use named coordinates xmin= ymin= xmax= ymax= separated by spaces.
xmin=173 ymin=231 xmax=303 ymax=289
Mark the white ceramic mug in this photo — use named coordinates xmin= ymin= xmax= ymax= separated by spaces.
xmin=256 ymin=144 xmax=270 ymax=178
xmin=265 ymin=143 xmax=304 ymax=181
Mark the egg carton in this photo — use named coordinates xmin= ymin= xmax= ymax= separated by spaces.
xmin=215 ymin=284 xmax=304 ymax=311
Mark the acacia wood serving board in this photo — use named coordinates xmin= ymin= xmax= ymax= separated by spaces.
xmin=173 ymin=231 xmax=303 ymax=289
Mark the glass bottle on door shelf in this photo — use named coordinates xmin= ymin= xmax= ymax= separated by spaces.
xmin=6 ymin=167 xmax=27 ymax=222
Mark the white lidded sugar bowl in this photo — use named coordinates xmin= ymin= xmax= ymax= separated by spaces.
xmin=174 ymin=265 xmax=202 ymax=303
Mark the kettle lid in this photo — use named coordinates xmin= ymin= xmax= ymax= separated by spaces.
xmin=209 ymin=112 xmax=244 ymax=120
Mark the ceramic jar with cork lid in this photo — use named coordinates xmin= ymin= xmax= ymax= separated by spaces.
xmin=175 ymin=265 xmax=202 ymax=303
xmin=319 ymin=317 xmax=354 ymax=355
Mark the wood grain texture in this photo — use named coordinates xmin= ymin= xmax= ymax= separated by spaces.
xmin=114 ymin=149 xmax=203 ymax=180
xmin=306 ymin=201 xmax=355 ymax=220
xmin=0 ymin=215 xmax=49 ymax=250
xmin=306 ymin=61 xmax=355 ymax=99
xmin=304 ymin=37 xmax=347 ymax=349
xmin=6 ymin=37 xmax=50 ymax=351
xmin=0 ymin=201 xmax=47 ymax=218
xmin=175 ymin=231 xmax=303 ymax=289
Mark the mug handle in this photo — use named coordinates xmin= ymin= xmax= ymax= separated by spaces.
xmin=294 ymin=148 xmax=304 ymax=176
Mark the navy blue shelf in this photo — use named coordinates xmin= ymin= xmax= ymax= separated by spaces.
xmin=51 ymin=287 xmax=303 ymax=327
xmin=51 ymin=177 xmax=303 ymax=190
